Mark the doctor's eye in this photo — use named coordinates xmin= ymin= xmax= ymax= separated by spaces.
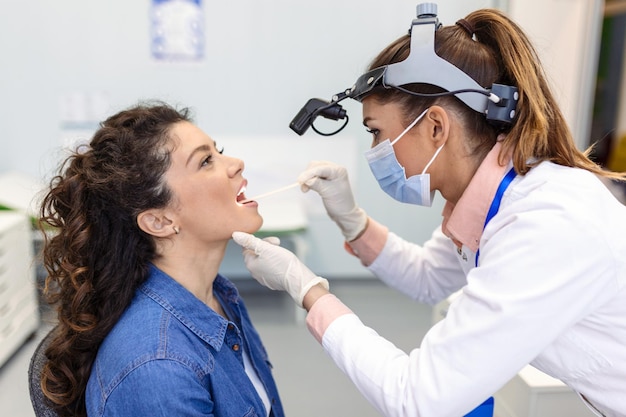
xmin=366 ymin=128 xmax=380 ymax=137
xmin=366 ymin=128 xmax=381 ymax=144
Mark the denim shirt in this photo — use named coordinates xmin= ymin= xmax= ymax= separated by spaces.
xmin=85 ymin=265 xmax=285 ymax=417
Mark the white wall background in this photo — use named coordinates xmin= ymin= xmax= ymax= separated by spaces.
xmin=507 ymin=0 xmax=604 ymax=149
xmin=0 ymin=0 xmax=600 ymax=278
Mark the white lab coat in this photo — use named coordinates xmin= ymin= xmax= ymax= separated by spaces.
xmin=320 ymin=161 xmax=626 ymax=417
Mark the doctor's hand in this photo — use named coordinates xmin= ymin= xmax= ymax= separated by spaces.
xmin=298 ymin=161 xmax=368 ymax=241
xmin=231 ymin=232 xmax=329 ymax=308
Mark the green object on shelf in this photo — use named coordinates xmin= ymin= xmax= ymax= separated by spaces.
xmin=0 ymin=204 xmax=39 ymax=229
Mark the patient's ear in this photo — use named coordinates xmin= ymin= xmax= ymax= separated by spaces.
xmin=137 ymin=209 xmax=175 ymax=238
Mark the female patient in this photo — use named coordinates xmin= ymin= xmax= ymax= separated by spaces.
xmin=38 ymin=101 xmax=284 ymax=417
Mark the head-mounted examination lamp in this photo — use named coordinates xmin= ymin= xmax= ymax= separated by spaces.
xmin=289 ymin=2 xmax=519 ymax=136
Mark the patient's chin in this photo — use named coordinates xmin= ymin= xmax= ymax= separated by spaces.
xmin=238 ymin=216 xmax=263 ymax=234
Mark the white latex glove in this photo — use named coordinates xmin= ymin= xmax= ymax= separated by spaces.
xmin=231 ymin=232 xmax=329 ymax=308
xmin=298 ymin=161 xmax=368 ymax=241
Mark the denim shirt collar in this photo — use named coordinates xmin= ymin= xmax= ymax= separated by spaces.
xmin=140 ymin=264 xmax=241 ymax=351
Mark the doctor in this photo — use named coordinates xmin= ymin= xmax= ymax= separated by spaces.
xmin=233 ymin=4 xmax=626 ymax=417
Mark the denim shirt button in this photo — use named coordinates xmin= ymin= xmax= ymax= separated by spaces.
xmin=232 ymin=344 xmax=240 ymax=351
xmin=227 ymin=324 xmax=234 ymax=330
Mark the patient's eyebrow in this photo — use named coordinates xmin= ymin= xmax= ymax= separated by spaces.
xmin=186 ymin=144 xmax=211 ymax=166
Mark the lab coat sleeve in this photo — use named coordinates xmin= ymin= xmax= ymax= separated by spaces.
xmin=314 ymin=177 xmax=621 ymax=417
xmin=367 ymin=226 xmax=467 ymax=305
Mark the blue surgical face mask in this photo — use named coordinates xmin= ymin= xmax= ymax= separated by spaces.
xmin=364 ymin=108 xmax=445 ymax=207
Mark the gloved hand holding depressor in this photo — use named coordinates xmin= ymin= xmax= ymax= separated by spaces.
xmin=297 ymin=161 xmax=368 ymax=242
xmin=231 ymin=232 xmax=329 ymax=308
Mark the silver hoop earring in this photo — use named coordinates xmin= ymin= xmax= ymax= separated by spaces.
xmin=173 ymin=226 xmax=180 ymax=235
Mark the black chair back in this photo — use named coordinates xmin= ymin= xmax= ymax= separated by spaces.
xmin=28 ymin=327 xmax=61 ymax=417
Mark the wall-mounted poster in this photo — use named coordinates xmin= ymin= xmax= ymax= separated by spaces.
xmin=151 ymin=0 xmax=204 ymax=62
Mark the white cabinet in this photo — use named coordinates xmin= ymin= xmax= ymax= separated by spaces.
xmin=0 ymin=212 xmax=40 ymax=368
xmin=495 ymin=367 xmax=595 ymax=417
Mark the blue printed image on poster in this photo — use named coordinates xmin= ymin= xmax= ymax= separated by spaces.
xmin=151 ymin=0 xmax=204 ymax=61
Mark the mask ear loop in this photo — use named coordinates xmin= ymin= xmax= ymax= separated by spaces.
xmin=390 ymin=108 xmax=429 ymax=146
xmin=421 ymin=141 xmax=446 ymax=175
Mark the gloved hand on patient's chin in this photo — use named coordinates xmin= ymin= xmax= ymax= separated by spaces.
xmin=298 ymin=161 xmax=368 ymax=242
xmin=231 ymin=232 xmax=329 ymax=308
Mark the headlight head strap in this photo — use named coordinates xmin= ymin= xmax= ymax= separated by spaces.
xmin=289 ymin=3 xmax=518 ymax=136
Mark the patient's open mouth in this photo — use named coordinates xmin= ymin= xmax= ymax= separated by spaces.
xmin=236 ymin=185 xmax=252 ymax=204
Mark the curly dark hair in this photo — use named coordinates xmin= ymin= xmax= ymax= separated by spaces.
xmin=38 ymin=101 xmax=192 ymax=417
